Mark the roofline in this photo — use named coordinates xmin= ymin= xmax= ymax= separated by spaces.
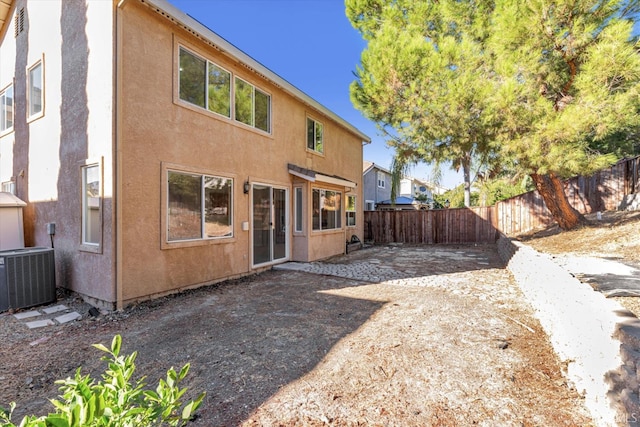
xmin=363 ymin=161 xmax=391 ymax=175
xmin=136 ymin=0 xmax=371 ymax=144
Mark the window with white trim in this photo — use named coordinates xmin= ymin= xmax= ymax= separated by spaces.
xmin=178 ymin=46 xmax=270 ymax=132
xmin=294 ymin=187 xmax=303 ymax=232
xmin=312 ymin=188 xmax=341 ymax=231
xmin=1 ymin=181 xmax=15 ymax=194
xmin=346 ymin=195 xmax=356 ymax=227
xmin=167 ymin=170 xmax=233 ymax=241
xmin=179 ymin=47 xmax=231 ymax=117
xmin=377 ymin=171 xmax=386 ymax=188
xmin=82 ymin=164 xmax=101 ymax=246
xmin=1 ymin=84 xmax=13 ymax=132
xmin=28 ymin=61 xmax=43 ymax=119
xmin=365 ymin=200 xmax=375 ymax=211
xmin=235 ymin=77 xmax=271 ymax=132
xmin=306 ymin=117 xmax=323 ymax=153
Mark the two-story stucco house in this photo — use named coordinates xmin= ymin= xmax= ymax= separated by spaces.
xmin=362 ymin=161 xmax=391 ymax=211
xmin=0 ymin=0 xmax=369 ymax=309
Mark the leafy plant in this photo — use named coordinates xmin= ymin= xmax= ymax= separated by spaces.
xmin=0 ymin=335 xmax=205 ymax=427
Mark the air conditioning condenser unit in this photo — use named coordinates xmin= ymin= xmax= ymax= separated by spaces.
xmin=0 ymin=247 xmax=56 ymax=312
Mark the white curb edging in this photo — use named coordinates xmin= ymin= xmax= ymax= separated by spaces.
xmin=499 ymin=235 xmax=640 ymax=427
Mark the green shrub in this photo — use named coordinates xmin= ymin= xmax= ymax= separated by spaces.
xmin=0 ymin=335 xmax=205 ymax=427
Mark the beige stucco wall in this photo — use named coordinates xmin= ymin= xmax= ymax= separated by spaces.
xmin=117 ymin=1 xmax=364 ymax=305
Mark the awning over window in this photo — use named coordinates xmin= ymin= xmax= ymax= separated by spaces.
xmin=288 ymin=163 xmax=356 ymax=188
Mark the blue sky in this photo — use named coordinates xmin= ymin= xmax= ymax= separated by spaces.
xmin=166 ymin=0 xmax=463 ymax=189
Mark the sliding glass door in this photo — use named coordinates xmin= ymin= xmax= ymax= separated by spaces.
xmin=252 ymin=184 xmax=288 ymax=265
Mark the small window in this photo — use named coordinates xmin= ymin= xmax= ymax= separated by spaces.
xmin=0 ymin=84 xmax=13 ymax=133
xmin=312 ymin=188 xmax=341 ymax=231
xmin=365 ymin=200 xmax=375 ymax=211
xmin=377 ymin=172 xmax=386 ymax=188
xmin=28 ymin=61 xmax=43 ymax=119
xmin=167 ymin=170 xmax=233 ymax=241
xmin=179 ymin=47 xmax=231 ymax=118
xmin=82 ymin=164 xmax=101 ymax=247
xmin=294 ymin=187 xmax=303 ymax=232
xmin=307 ymin=117 xmax=323 ymax=153
xmin=1 ymin=181 xmax=15 ymax=194
xmin=235 ymin=77 xmax=271 ymax=132
xmin=346 ymin=195 xmax=356 ymax=227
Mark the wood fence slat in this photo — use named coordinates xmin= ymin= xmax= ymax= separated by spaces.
xmin=363 ymin=156 xmax=639 ymax=244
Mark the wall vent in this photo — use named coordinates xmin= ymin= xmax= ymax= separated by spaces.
xmin=14 ymin=8 xmax=24 ymax=38
xmin=0 ymin=247 xmax=56 ymax=312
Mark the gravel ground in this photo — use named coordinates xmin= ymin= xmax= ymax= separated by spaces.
xmin=0 ymin=244 xmax=593 ymax=426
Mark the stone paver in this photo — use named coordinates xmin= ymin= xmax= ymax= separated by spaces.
xmin=13 ymin=310 xmax=41 ymax=320
xmin=25 ymin=319 xmax=55 ymax=329
xmin=54 ymin=312 xmax=81 ymax=324
xmin=42 ymin=305 xmax=68 ymax=314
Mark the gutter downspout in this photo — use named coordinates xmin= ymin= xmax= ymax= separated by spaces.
xmin=114 ymin=0 xmax=127 ymax=310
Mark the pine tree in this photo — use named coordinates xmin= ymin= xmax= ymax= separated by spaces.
xmin=347 ymin=0 xmax=640 ymax=229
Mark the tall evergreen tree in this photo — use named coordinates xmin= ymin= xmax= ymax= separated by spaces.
xmin=347 ymin=0 xmax=640 ymax=229
xmin=347 ymin=0 xmax=502 ymax=207
xmin=489 ymin=0 xmax=640 ymax=229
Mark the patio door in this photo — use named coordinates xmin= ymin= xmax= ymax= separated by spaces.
xmin=252 ymin=184 xmax=288 ymax=266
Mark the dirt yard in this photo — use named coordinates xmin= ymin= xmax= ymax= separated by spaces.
xmin=0 ymin=240 xmax=599 ymax=426
xmin=520 ymin=210 xmax=640 ymax=317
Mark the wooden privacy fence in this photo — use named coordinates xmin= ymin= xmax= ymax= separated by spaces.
xmin=496 ymin=155 xmax=640 ymax=236
xmin=365 ymin=155 xmax=640 ymax=244
xmin=364 ymin=207 xmax=497 ymax=244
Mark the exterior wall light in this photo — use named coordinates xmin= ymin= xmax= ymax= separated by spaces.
xmin=243 ymin=180 xmax=250 ymax=194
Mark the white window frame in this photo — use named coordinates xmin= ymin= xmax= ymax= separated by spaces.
xmin=0 ymin=83 xmax=13 ymax=134
xmin=306 ymin=117 xmax=324 ymax=154
xmin=177 ymin=44 xmax=271 ymax=134
xmin=312 ymin=188 xmax=342 ymax=231
xmin=377 ymin=171 xmax=386 ymax=188
xmin=80 ymin=159 xmax=103 ymax=253
xmin=346 ymin=195 xmax=356 ymax=227
xmin=234 ymin=76 xmax=271 ymax=133
xmin=166 ymin=169 xmax=234 ymax=243
xmin=27 ymin=59 xmax=44 ymax=121
xmin=365 ymin=200 xmax=375 ymax=211
xmin=1 ymin=181 xmax=15 ymax=194
xmin=178 ymin=46 xmax=232 ymax=118
xmin=294 ymin=186 xmax=303 ymax=233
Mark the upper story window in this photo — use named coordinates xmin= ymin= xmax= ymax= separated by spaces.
xmin=377 ymin=171 xmax=386 ymax=188
xmin=235 ymin=77 xmax=271 ymax=133
xmin=28 ymin=61 xmax=43 ymax=119
xmin=307 ymin=117 xmax=323 ymax=154
xmin=0 ymin=84 xmax=13 ymax=133
xmin=178 ymin=46 xmax=270 ymax=133
xmin=167 ymin=170 xmax=233 ymax=241
xmin=179 ymin=47 xmax=231 ymax=118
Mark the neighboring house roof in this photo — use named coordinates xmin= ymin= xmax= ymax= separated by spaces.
xmin=377 ymin=196 xmax=416 ymax=205
xmin=363 ymin=160 xmax=391 ymax=175
xmin=141 ymin=0 xmax=370 ymax=145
